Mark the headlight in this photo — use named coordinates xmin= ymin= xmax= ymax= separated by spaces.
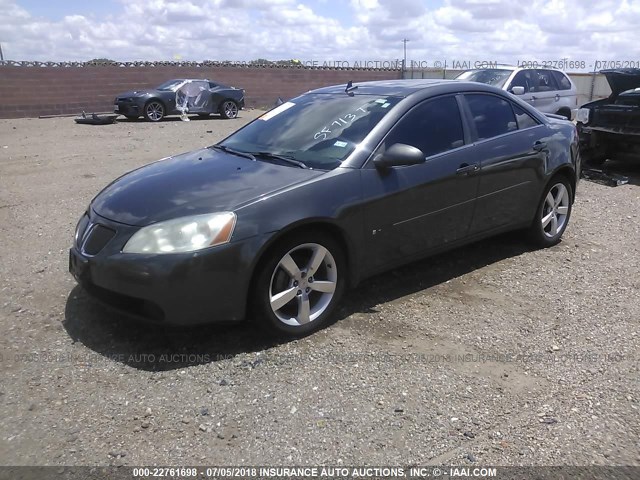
xmin=576 ymin=108 xmax=590 ymax=124
xmin=123 ymin=212 xmax=236 ymax=254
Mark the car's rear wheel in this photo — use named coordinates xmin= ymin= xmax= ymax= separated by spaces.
xmin=556 ymin=108 xmax=571 ymax=120
xmin=253 ymin=233 xmax=345 ymax=337
xmin=528 ymin=177 xmax=573 ymax=247
xmin=144 ymin=100 xmax=165 ymax=122
xmin=220 ymin=100 xmax=239 ymax=119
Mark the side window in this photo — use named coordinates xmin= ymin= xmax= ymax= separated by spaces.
xmin=508 ymin=71 xmax=532 ymax=93
xmin=512 ymin=104 xmax=539 ymax=129
xmin=465 ymin=94 xmax=517 ymax=140
xmin=208 ymin=81 xmax=219 ymax=89
xmin=532 ymin=70 xmax=559 ymax=92
xmin=382 ymin=96 xmax=465 ymax=158
xmin=551 ymin=71 xmax=572 ymax=90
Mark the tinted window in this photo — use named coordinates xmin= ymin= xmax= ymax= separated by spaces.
xmin=532 ymin=70 xmax=559 ymax=92
xmin=382 ymin=96 xmax=465 ymax=157
xmin=551 ymin=71 xmax=572 ymax=90
xmin=512 ymin=104 xmax=539 ymax=129
xmin=508 ymin=71 xmax=533 ymax=93
xmin=466 ymin=94 xmax=517 ymax=140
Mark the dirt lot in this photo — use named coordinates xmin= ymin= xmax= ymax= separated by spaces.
xmin=0 ymin=112 xmax=639 ymax=468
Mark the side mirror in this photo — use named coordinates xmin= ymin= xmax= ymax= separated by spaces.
xmin=511 ymin=86 xmax=525 ymax=95
xmin=374 ymin=143 xmax=425 ymax=169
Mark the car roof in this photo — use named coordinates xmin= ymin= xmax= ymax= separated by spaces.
xmin=308 ymin=79 xmax=503 ymax=98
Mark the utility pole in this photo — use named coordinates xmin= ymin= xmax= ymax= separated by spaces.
xmin=402 ymin=38 xmax=409 ymax=77
xmin=0 ymin=43 xmax=4 ymax=63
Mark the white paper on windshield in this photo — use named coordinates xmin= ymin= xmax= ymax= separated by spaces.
xmin=259 ymin=102 xmax=296 ymax=121
xmin=334 ymin=141 xmax=348 ymax=148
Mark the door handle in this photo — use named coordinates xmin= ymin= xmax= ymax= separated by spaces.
xmin=533 ymin=141 xmax=548 ymax=152
xmin=531 ymin=95 xmax=537 ymax=101
xmin=555 ymin=94 xmax=560 ymax=101
xmin=456 ymin=163 xmax=479 ymax=174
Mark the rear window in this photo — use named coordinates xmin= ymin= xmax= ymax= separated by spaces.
xmin=551 ymin=71 xmax=572 ymax=91
xmin=456 ymin=69 xmax=513 ymax=88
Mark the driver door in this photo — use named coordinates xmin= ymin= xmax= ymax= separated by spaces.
xmin=359 ymin=95 xmax=480 ymax=275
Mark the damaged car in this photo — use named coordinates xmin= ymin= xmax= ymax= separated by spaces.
xmin=114 ymin=79 xmax=245 ymax=122
xmin=577 ymin=68 xmax=640 ymax=165
xmin=71 ymin=79 xmax=579 ymax=337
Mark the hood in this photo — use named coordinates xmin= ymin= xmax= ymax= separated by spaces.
xmin=91 ymin=148 xmax=323 ymax=226
xmin=602 ymin=69 xmax=640 ymax=97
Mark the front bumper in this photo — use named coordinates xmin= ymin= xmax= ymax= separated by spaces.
xmin=69 ymin=211 xmax=253 ymax=325
xmin=114 ymin=99 xmax=141 ymax=117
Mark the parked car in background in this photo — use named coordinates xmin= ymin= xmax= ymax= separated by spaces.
xmin=71 ymin=79 xmax=579 ymax=337
xmin=457 ymin=66 xmax=578 ymax=119
xmin=114 ymin=79 xmax=245 ymax=122
xmin=576 ymin=68 xmax=640 ymax=165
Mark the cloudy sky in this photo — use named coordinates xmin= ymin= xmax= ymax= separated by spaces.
xmin=1 ymin=0 xmax=639 ymax=70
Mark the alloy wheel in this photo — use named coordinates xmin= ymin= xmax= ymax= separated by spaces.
xmin=541 ymin=183 xmax=570 ymax=238
xmin=268 ymin=243 xmax=337 ymax=327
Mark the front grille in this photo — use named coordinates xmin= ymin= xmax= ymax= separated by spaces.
xmin=82 ymin=224 xmax=116 ymax=255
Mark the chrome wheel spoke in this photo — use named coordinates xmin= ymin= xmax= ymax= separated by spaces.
xmin=310 ymin=280 xmax=336 ymax=294
xmin=554 ymin=185 xmax=567 ymax=207
xmin=297 ymin=294 xmax=311 ymax=324
xmin=545 ymin=192 xmax=555 ymax=210
xmin=270 ymin=287 xmax=297 ymax=311
xmin=549 ymin=214 xmax=558 ymax=235
xmin=541 ymin=211 xmax=554 ymax=228
xmin=557 ymin=205 xmax=569 ymax=215
xmin=307 ymin=245 xmax=327 ymax=276
xmin=279 ymin=254 xmax=301 ymax=278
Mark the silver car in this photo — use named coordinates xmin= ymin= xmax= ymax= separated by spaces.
xmin=457 ymin=66 xmax=578 ymax=120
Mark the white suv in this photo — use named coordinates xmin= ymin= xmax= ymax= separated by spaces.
xmin=457 ymin=66 xmax=578 ymax=120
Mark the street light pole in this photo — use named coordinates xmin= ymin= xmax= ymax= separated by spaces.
xmin=402 ymin=38 xmax=409 ymax=77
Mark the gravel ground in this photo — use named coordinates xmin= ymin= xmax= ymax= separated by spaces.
xmin=0 ymin=112 xmax=639 ymax=468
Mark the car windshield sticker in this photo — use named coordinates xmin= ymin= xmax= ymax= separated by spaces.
xmin=334 ymin=141 xmax=348 ymax=148
xmin=382 ymin=103 xmax=391 ymax=108
xmin=260 ymin=102 xmax=296 ymax=121
xmin=374 ymin=99 xmax=386 ymax=104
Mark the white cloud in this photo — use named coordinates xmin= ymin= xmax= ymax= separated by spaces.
xmin=0 ymin=0 xmax=640 ymax=69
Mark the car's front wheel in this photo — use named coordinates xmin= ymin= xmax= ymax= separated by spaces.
xmin=253 ymin=233 xmax=345 ymax=336
xmin=528 ymin=176 xmax=573 ymax=247
xmin=144 ymin=100 xmax=165 ymax=122
xmin=220 ymin=100 xmax=239 ymax=119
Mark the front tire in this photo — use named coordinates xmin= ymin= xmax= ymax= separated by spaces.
xmin=252 ymin=232 xmax=346 ymax=337
xmin=220 ymin=100 xmax=239 ymax=119
xmin=528 ymin=177 xmax=573 ymax=248
xmin=144 ymin=100 xmax=165 ymax=122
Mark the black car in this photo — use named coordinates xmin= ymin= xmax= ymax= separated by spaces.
xmin=577 ymin=69 xmax=640 ymax=165
xmin=71 ymin=79 xmax=579 ymax=336
xmin=114 ymin=79 xmax=245 ymax=122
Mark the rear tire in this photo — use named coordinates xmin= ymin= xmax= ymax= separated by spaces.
xmin=252 ymin=232 xmax=346 ymax=337
xmin=220 ymin=100 xmax=239 ymax=119
xmin=527 ymin=176 xmax=573 ymax=248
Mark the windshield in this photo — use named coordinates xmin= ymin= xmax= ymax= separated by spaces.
xmin=457 ymin=69 xmax=513 ymax=88
xmin=156 ymin=79 xmax=186 ymax=91
xmin=219 ymin=93 xmax=402 ymax=170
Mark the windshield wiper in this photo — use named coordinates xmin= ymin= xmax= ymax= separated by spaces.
xmin=210 ymin=144 xmax=256 ymax=161
xmin=250 ymin=151 xmax=310 ymax=169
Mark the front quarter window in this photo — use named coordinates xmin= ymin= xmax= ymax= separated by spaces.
xmin=219 ymin=93 xmax=401 ymax=170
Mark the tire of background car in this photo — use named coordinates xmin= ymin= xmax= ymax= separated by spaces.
xmin=220 ymin=100 xmax=239 ymax=119
xmin=252 ymin=231 xmax=346 ymax=337
xmin=124 ymin=115 xmax=139 ymax=121
xmin=143 ymin=100 xmax=165 ymax=122
xmin=556 ymin=108 xmax=571 ymax=120
xmin=527 ymin=175 xmax=573 ymax=248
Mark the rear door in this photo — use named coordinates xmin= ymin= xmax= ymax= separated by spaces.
xmin=461 ymin=93 xmax=547 ymax=234
xmin=360 ymin=95 xmax=480 ymax=273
